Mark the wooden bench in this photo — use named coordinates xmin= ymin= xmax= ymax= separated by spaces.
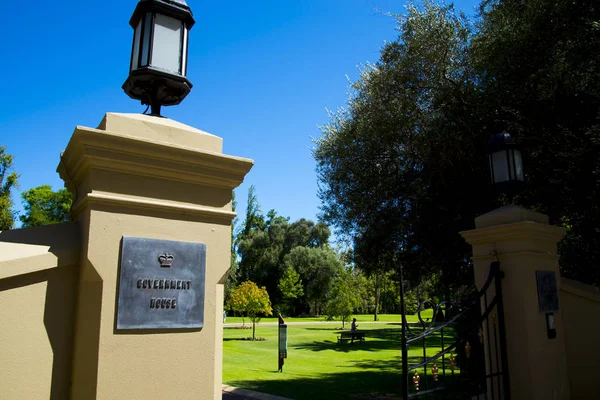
xmin=337 ymin=331 xmax=366 ymax=344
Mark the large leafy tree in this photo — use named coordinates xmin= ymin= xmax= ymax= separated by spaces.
xmin=228 ymin=281 xmax=273 ymax=340
xmin=314 ymin=1 xmax=490 ymax=291
xmin=20 ymin=185 xmax=72 ymax=227
xmin=314 ymin=0 xmax=600 ymax=288
xmin=284 ymin=246 xmax=342 ymax=314
xmin=0 ymin=146 xmax=19 ymax=230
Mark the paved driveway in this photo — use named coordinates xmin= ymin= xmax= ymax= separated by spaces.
xmin=223 ymin=391 xmax=254 ymax=400
xmin=222 ymin=385 xmax=293 ymax=400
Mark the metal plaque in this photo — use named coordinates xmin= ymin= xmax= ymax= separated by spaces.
xmin=536 ymin=270 xmax=559 ymax=313
xmin=116 ymin=236 xmax=206 ymax=330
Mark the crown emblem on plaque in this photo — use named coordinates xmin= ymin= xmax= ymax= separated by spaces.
xmin=158 ymin=253 xmax=174 ymax=268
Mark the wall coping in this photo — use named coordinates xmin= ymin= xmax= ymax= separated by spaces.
xmin=560 ymin=277 xmax=600 ymax=303
xmin=0 ymin=222 xmax=81 ymax=279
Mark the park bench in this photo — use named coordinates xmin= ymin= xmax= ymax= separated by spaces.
xmin=337 ymin=330 xmax=366 ymax=344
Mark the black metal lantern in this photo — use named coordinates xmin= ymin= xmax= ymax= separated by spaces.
xmin=488 ymin=131 xmax=525 ymax=194
xmin=122 ymin=0 xmax=195 ymax=116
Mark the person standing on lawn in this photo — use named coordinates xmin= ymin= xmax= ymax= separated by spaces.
xmin=351 ymin=318 xmax=358 ymax=331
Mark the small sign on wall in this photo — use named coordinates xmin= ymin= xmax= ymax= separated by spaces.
xmin=116 ymin=236 xmax=206 ymax=330
xmin=535 ymin=270 xmax=559 ymax=313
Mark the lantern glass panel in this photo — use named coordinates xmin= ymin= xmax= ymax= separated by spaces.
xmin=513 ymin=149 xmax=524 ymax=181
xmin=140 ymin=13 xmax=153 ymax=67
xmin=508 ymin=149 xmax=515 ymax=180
xmin=181 ymin=27 xmax=188 ymax=76
xmin=131 ymin=20 xmax=142 ymax=71
xmin=491 ymin=150 xmax=509 ymax=183
xmin=151 ymin=13 xmax=183 ymax=73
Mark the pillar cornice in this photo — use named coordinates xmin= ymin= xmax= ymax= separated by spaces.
xmin=59 ymin=125 xmax=253 ymax=191
xmin=57 ymin=114 xmax=253 ymax=222
xmin=461 ymin=221 xmax=566 ymax=246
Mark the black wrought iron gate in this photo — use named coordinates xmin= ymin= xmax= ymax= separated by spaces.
xmin=400 ymin=261 xmax=510 ymax=399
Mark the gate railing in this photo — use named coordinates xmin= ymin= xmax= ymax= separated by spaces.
xmin=400 ymin=261 xmax=510 ymax=399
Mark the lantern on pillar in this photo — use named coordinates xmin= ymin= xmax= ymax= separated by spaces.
xmin=122 ymin=0 xmax=195 ymax=116
xmin=488 ymin=131 xmax=525 ymax=195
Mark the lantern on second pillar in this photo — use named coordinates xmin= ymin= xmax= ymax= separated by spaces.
xmin=488 ymin=131 xmax=525 ymax=195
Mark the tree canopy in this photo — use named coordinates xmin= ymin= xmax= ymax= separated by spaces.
xmin=314 ymin=0 xmax=600 ymax=287
xmin=20 ymin=185 xmax=72 ymax=227
xmin=0 ymin=146 xmax=18 ymax=230
xmin=228 ymin=281 xmax=273 ymax=340
xmin=278 ymin=266 xmax=304 ymax=315
xmin=234 ymin=186 xmax=342 ymax=314
xmin=326 ymin=267 xmax=365 ymax=328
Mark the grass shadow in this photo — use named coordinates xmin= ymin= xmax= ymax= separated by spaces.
xmin=228 ymin=369 xmax=402 ymax=400
xmin=304 ymin=327 xmax=346 ymax=331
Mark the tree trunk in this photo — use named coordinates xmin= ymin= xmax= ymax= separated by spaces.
xmin=252 ymin=320 xmax=255 ymax=340
xmin=374 ymin=273 xmax=381 ymax=321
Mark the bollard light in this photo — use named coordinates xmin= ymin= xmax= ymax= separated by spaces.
xmin=122 ymin=0 xmax=195 ymax=116
xmin=488 ymin=131 xmax=525 ymax=194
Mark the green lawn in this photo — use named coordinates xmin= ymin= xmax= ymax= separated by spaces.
xmin=224 ymin=312 xmax=434 ymax=326
xmin=223 ymin=317 xmax=451 ymax=400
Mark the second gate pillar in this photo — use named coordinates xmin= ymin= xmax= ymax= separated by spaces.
xmin=461 ymin=205 xmax=570 ymax=400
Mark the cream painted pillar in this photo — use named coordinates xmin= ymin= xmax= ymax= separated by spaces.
xmin=58 ymin=113 xmax=252 ymax=400
xmin=461 ymin=205 xmax=570 ymax=400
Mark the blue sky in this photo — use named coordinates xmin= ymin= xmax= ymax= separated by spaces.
xmin=0 ymin=0 xmax=479 ymax=229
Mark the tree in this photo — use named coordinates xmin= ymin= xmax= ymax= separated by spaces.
xmin=0 ymin=146 xmax=18 ymax=230
xmin=314 ymin=0 xmax=600 ymax=289
xmin=224 ymin=191 xmax=239 ymax=308
xmin=314 ymin=1 xmax=487 ymax=292
xmin=285 ymin=246 xmax=342 ymax=315
xmin=241 ymin=185 xmax=265 ymax=237
xmin=236 ymin=185 xmax=267 ymax=282
xmin=234 ymin=186 xmax=337 ymax=311
xmin=325 ymin=268 xmax=363 ymax=328
xmin=277 ymin=266 xmax=304 ymax=315
xmin=472 ymin=0 xmax=600 ymax=285
xmin=228 ymin=281 xmax=273 ymax=340
xmin=19 ymin=185 xmax=72 ymax=227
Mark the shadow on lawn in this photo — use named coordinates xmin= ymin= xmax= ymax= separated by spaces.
xmin=303 ymin=323 xmax=401 ymax=332
xmin=293 ymin=328 xmax=451 ymax=354
xmin=304 ymin=327 xmax=344 ymax=331
xmin=227 ymin=353 xmax=461 ymax=400
xmin=227 ymin=368 xmax=403 ymax=400
xmin=293 ymin=328 xmax=401 ymax=353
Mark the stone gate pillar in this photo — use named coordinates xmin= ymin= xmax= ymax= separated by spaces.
xmin=58 ymin=113 xmax=252 ymax=400
xmin=461 ymin=205 xmax=570 ymax=400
